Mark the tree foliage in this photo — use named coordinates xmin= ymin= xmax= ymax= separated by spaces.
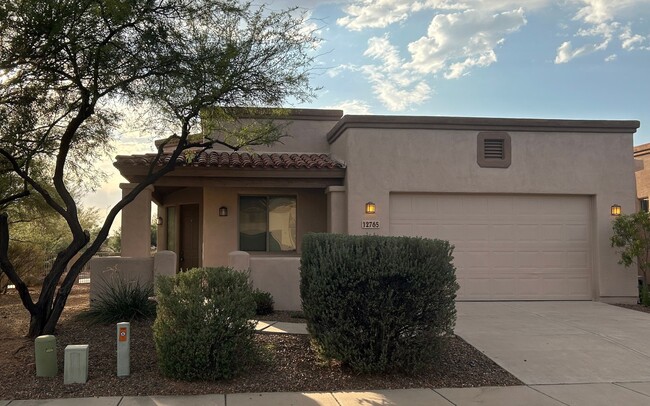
xmin=0 ymin=0 xmax=318 ymax=337
xmin=611 ymin=211 xmax=650 ymax=304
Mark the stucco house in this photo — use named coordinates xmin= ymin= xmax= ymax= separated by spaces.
xmin=634 ymin=143 xmax=650 ymax=212
xmin=113 ymin=109 xmax=640 ymax=309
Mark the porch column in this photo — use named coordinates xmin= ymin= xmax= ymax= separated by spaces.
xmin=119 ymin=183 xmax=153 ymax=258
xmin=326 ymin=186 xmax=346 ymax=234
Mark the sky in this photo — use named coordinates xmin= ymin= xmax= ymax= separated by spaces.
xmin=83 ymin=0 xmax=650 ymax=228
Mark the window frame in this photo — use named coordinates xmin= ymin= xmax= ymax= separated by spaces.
xmin=238 ymin=195 xmax=298 ymax=253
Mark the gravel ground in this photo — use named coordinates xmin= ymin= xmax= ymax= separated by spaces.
xmin=613 ymin=303 xmax=650 ymax=314
xmin=0 ymin=285 xmax=521 ymax=400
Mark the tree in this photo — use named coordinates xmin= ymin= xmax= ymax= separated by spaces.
xmin=0 ymin=0 xmax=318 ymax=337
xmin=611 ymin=211 xmax=650 ymax=305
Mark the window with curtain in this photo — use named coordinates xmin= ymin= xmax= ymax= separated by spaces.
xmin=239 ymin=196 xmax=296 ymax=252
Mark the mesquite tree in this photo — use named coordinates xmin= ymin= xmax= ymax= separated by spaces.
xmin=0 ymin=0 xmax=318 ymax=337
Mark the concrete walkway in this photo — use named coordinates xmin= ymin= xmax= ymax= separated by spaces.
xmin=7 ymin=303 xmax=650 ymax=405
xmin=6 ymin=384 xmax=650 ymax=405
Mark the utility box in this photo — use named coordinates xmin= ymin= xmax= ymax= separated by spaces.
xmin=64 ymin=344 xmax=89 ymax=384
xmin=34 ymin=335 xmax=57 ymax=377
xmin=116 ymin=322 xmax=130 ymax=376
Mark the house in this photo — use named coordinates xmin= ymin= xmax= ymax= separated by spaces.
xmin=634 ymin=143 xmax=650 ymax=212
xmin=113 ymin=109 xmax=640 ymax=309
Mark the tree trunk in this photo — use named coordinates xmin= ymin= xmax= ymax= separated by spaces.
xmin=28 ymin=312 xmax=46 ymax=338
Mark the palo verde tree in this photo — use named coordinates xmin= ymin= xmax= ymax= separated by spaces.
xmin=0 ymin=0 xmax=318 ymax=337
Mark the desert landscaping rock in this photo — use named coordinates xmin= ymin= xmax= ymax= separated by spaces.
xmin=0 ymin=285 xmax=520 ymax=399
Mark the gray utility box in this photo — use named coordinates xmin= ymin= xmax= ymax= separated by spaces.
xmin=35 ymin=335 xmax=57 ymax=377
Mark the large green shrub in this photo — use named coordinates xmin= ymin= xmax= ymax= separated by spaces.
xmin=300 ymin=233 xmax=459 ymax=373
xmin=153 ymin=267 xmax=256 ymax=380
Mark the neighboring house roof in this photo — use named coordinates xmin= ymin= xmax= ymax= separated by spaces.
xmin=634 ymin=142 xmax=650 ymax=157
xmin=115 ymin=151 xmax=344 ymax=170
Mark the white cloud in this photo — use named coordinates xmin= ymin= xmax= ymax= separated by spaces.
xmin=323 ymin=99 xmax=373 ymax=114
xmin=406 ymin=8 xmax=527 ymax=78
xmin=553 ymin=0 xmax=650 ymax=62
xmin=333 ymin=0 xmax=650 ymax=108
xmin=337 ymin=0 xmax=421 ymax=31
xmin=554 ymin=40 xmax=608 ymax=63
xmin=361 ymin=35 xmax=431 ymax=111
xmin=620 ymin=25 xmax=650 ymax=50
xmin=605 ymin=53 xmax=617 ymax=62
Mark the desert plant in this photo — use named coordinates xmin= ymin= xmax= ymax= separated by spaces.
xmin=153 ymin=267 xmax=256 ymax=380
xmin=253 ymin=289 xmax=274 ymax=315
xmin=301 ymin=233 xmax=459 ymax=373
xmin=80 ymin=278 xmax=155 ymax=324
xmin=611 ymin=211 xmax=650 ymax=305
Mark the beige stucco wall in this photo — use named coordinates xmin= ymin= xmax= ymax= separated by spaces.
xmin=330 ymin=126 xmax=638 ymax=301
xmin=208 ymin=113 xmax=340 ymax=154
xmin=120 ymin=184 xmax=153 ymax=258
xmin=202 ymin=187 xmax=327 ymax=267
xmin=249 ymin=257 xmax=301 ymax=311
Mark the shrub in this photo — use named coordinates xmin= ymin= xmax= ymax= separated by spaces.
xmin=252 ymin=289 xmax=274 ymax=315
xmin=300 ymin=233 xmax=459 ymax=373
xmin=153 ymin=267 xmax=256 ymax=380
xmin=80 ymin=278 xmax=155 ymax=324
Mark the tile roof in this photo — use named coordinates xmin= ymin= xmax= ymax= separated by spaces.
xmin=115 ymin=151 xmax=344 ymax=170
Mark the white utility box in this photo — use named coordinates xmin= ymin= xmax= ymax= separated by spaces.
xmin=64 ymin=344 xmax=89 ymax=384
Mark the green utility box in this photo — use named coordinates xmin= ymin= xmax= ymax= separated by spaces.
xmin=35 ymin=335 xmax=57 ymax=377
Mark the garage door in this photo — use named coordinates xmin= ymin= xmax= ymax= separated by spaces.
xmin=390 ymin=194 xmax=592 ymax=300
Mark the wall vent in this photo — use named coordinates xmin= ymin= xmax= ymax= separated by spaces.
xmin=477 ymin=132 xmax=511 ymax=168
xmin=483 ymin=139 xmax=505 ymax=159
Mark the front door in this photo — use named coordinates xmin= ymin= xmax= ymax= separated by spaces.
xmin=179 ymin=204 xmax=200 ymax=271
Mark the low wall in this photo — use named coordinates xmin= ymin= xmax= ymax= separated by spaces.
xmin=88 ymin=251 xmax=176 ymax=302
xmin=229 ymin=251 xmax=302 ymax=311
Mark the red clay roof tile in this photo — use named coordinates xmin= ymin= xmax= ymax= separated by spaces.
xmin=115 ymin=151 xmax=344 ymax=170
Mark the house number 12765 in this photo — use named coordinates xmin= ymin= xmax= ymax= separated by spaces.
xmin=361 ymin=220 xmax=380 ymax=229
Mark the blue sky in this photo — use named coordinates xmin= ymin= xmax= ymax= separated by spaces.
xmin=284 ymin=0 xmax=650 ymax=143
xmin=84 ymin=0 xmax=650 ymax=223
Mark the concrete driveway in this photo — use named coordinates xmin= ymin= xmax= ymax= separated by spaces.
xmin=455 ymin=301 xmax=650 ymax=385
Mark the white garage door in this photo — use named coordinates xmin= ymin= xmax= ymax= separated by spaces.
xmin=390 ymin=194 xmax=592 ymax=300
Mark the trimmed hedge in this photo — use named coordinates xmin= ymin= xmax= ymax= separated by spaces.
xmin=300 ymin=233 xmax=459 ymax=373
xmin=153 ymin=267 xmax=256 ymax=380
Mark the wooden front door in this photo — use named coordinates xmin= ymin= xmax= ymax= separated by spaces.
xmin=179 ymin=204 xmax=200 ymax=271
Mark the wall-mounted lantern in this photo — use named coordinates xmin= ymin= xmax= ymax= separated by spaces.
xmin=156 ymin=216 xmax=163 ymax=226
xmin=219 ymin=206 xmax=228 ymax=217
xmin=365 ymin=202 xmax=376 ymax=214
xmin=610 ymin=204 xmax=622 ymax=216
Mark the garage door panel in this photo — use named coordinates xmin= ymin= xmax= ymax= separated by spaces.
xmin=390 ymin=194 xmax=592 ymax=300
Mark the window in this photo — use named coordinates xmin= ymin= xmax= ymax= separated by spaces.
xmin=641 ymin=198 xmax=649 ymax=213
xmin=239 ymin=196 xmax=297 ymax=252
xmin=477 ymin=131 xmax=511 ymax=168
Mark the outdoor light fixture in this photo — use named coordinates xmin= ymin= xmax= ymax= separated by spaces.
xmin=611 ymin=204 xmax=621 ymax=216
xmin=219 ymin=206 xmax=228 ymax=217
xmin=365 ymin=202 xmax=376 ymax=214
xmin=156 ymin=216 xmax=163 ymax=226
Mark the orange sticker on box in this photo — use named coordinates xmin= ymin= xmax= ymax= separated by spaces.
xmin=119 ymin=327 xmax=127 ymax=342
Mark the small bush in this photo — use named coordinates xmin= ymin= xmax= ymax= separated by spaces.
xmin=80 ymin=278 xmax=155 ymax=324
xmin=153 ymin=267 xmax=256 ymax=380
xmin=253 ymin=289 xmax=274 ymax=315
xmin=300 ymin=233 xmax=459 ymax=374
